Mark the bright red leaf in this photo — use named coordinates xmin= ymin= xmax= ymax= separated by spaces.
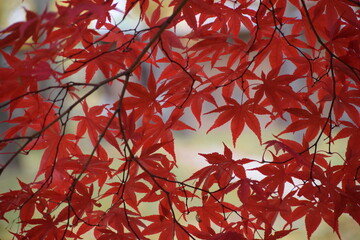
xmin=0 ymin=0 xmax=359 ymax=239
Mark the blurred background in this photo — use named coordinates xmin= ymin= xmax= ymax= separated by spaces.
xmin=0 ymin=0 xmax=358 ymax=239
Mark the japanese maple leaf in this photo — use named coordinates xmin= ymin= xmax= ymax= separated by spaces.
xmin=209 ymin=231 xmax=247 ymax=240
xmin=264 ymin=229 xmax=296 ymax=240
xmin=71 ymin=183 xmax=101 ymax=219
xmin=123 ymin=0 xmax=162 ymax=20
xmin=254 ymin=162 xmax=297 ymax=197
xmin=253 ymin=66 xmax=299 ymax=117
xmin=0 ymin=51 xmax=56 ymax=110
xmin=135 ymin=108 xmax=195 ymax=161
xmin=222 ymin=2 xmax=255 ymax=35
xmin=3 ymin=95 xmax=61 ymax=146
xmin=62 ymin=43 xmax=125 ymax=83
xmin=122 ymin=67 xmax=164 ymax=123
xmin=333 ymin=120 xmax=360 ymax=145
xmin=173 ymin=0 xmax=220 ymax=31
xmin=206 ymin=98 xmax=269 ymax=146
xmin=186 ymin=144 xmax=249 ymax=192
xmin=158 ymin=61 xmax=204 ymax=108
xmin=57 ymin=0 xmax=117 ymax=29
xmin=142 ymin=199 xmax=190 ymax=239
xmin=104 ymin=176 xmax=150 ymax=214
xmin=72 ymin=100 xmax=120 ymax=152
xmin=21 ymin=214 xmax=70 ymax=240
xmin=0 ymin=9 xmax=42 ymax=54
xmin=25 ymin=122 xmax=82 ymax=179
xmin=0 ymin=179 xmax=36 ymax=222
xmin=99 ymin=205 xmax=144 ymax=238
xmin=256 ymin=31 xmax=301 ymax=70
xmin=56 ymin=154 xmax=112 ymax=194
xmin=318 ymin=80 xmax=360 ymax=124
xmin=142 ymin=214 xmax=190 ymax=239
xmin=186 ymin=31 xmax=230 ymax=67
xmin=184 ymin=87 xmax=218 ymax=127
xmin=279 ymin=100 xmax=330 ymax=142
xmin=142 ymin=6 xmax=184 ymax=58
xmin=189 ymin=196 xmax=236 ymax=233
xmin=332 ymin=119 xmax=360 ymax=187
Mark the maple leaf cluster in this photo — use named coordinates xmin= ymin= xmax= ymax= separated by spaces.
xmin=0 ymin=0 xmax=359 ymax=239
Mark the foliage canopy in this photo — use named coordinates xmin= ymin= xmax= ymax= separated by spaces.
xmin=0 ymin=0 xmax=359 ymax=239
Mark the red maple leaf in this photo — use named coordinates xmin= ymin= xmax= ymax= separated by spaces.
xmin=207 ymin=98 xmax=268 ymax=146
